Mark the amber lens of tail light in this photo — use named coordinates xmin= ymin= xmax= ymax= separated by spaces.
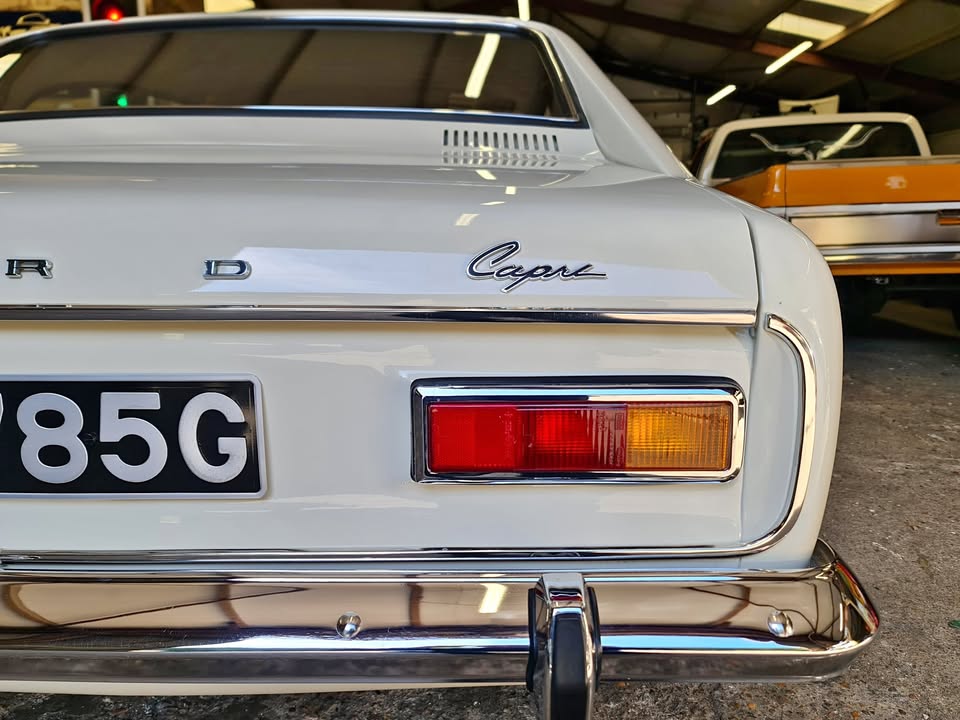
xmin=427 ymin=399 xmax=735 ymax=475
xmin=626 ymin=402 xmax=733 ymax=471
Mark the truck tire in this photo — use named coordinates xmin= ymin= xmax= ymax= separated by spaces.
xmin=836 ymin=278 xmax=886 ymax=334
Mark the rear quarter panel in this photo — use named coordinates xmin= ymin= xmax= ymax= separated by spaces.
xmin=717 ymin=193 xmax=844 ymax=567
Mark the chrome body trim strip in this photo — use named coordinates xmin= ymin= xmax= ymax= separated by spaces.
xmin=821 ymin=244 xmax=960 ymax=265
xmin=0 ymin=541 xmax=877 ymax=686
xmin=787 ymin=200 xmax=960 ymax=218
xmin=791 ymin=209 xmax=960 ymax=252
xmin=0 ymin=106 xmax=583 ymax=128
xmin=745 ymin=315 xmax=817 ymax=554
xmin=411 ymin=382 xmax=746 ymax=484
xmin=0 ymin=306 xmax=758 ymax=326
xmin=0 ymin=314 xmax=813 ymax=562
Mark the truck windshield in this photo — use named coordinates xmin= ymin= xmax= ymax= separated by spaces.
xmin=713 ymin=121 xmax=921 ymax=181
xmin=0 ymin=23 xmax=576 ymax=121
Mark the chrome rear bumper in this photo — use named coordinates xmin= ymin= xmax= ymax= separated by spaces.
xmin=0 ymin=540 xmax=876 ymax=711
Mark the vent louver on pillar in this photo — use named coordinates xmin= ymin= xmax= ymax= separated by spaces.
xmin=442 ymin=128 xmax=561 ymax=167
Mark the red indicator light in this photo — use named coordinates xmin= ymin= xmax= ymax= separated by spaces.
xmin=93 ymin=1 xmax=126 ymax=21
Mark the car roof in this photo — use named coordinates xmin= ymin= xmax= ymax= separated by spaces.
xmin=715 ymin=112 xmax=919 ymax=133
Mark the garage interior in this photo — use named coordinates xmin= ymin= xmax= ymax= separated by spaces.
xmin=0 ymin=0 xmax=957 ymax=718
xmin=234 ymin=0 xmax=960 ymax=162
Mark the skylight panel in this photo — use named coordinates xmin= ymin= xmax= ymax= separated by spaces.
xmin=766 ymin=12 xmax=846 ymax=40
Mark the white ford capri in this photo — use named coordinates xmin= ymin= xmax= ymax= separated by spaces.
xmin=0 ymin=11 xmax=875 ymax=718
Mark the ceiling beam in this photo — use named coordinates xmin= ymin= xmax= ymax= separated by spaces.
xmin=539 ymin=0 xmax=752 ymax=50
xmin=438 ymin=0 xmax=512 ymax=14
xmin=706 ymin=0 xmax=799 ymax=93
xmin=749 ymin=40 xmax=959 ymax=98
xmin=883 ymin=24 xmax=960 ymax=64
xmin=595 ymin=57 xmax=779 ymax=110
xmin=535 ymin=0 xmax=960 ymax=99
xmin=744 ymin=0 xmax=802 ymax=37
xmin=549 ymin=11 xmax=613 ymax=55
xmin=551 ymin=12 xmax=780 ymax=109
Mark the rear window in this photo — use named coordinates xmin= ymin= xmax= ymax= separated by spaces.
xmin=713 ymin=121 xmax=921 ymax=181
xmin=0 ymin=22 xmax=576 ymax=121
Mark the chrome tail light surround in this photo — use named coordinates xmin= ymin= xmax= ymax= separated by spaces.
xmin=411 ymin=380 xmax=746 ymax=484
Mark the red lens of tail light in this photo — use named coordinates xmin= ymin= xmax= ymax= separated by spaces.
xmin=427 ymin=403 xmax=524 ymax=472
xmin=428 ymin=403 xmax=625 ymax=473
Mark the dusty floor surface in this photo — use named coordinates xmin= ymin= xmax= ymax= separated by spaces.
xmin=0 ymin=308 xmax=957 ymax=719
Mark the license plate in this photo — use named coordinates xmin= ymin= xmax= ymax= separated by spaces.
xmin=0 ymin=377 xmax=264 ymax=497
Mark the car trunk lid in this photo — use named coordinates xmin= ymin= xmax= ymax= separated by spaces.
xmin=0 ymin=123 xmax=765 ymax=557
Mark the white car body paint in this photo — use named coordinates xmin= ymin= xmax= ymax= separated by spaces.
xmin=0 ymin=12 xmax=841 ymax=564
xmin=0 ymin=11 xmax=858 ymax=696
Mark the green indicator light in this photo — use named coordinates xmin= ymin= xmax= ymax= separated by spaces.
xmin=116 ymin=94 xmax=128 ymax=108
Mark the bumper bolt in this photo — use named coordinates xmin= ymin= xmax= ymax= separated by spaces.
xmin=767 ymin=610 xmax=793 ymax=638
xmin=337 ymin=612 xmax=362 ymax=639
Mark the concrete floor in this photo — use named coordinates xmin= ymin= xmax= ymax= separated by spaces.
xmin=0 ymin=303 xmax=957 ymax=719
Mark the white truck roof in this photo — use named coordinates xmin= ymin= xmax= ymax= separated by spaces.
xmin=696 ymin=112 xmax=930 ymax=185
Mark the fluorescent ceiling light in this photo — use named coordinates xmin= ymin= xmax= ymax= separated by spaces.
xmin=808 ymin=0 xmax=892 ymax=12
xmin=706 ymin=84 xmax=737 ymax=106
xmin=820 ymin=123 xmax=864 ymax=158
xmin=766 ymin=13 xmax=846 ymax=40
xmin=455 ymin=213 xmax=479 ymax=227
xmin=464 ymin=34 xmax=501 ymax=99
xmin=0 ymin=53 xmax=22 ymax=81
xmin=517 ymin=0 xmax=530 ymax=21
xmin=765 ymin=40 xmax=814 ymax=74
xmin=475 ymin=169 xmax=497 ymax=181
xmin=505 ymin=185 xmax=517 ymax=195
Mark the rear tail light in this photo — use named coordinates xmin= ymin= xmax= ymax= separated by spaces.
xmin=415 ymin=383 xmax=743 ymax=482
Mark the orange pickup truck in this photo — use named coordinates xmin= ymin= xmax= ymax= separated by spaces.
xmin=693 ymin=112 xmax=960 ymax=328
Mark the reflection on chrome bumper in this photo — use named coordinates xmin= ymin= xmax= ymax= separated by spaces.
xmin=0 ymin=540 xmax=876 ymax=694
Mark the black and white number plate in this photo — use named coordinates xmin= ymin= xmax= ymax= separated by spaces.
xmin=0 ymin=377 xmax=264 ymax=497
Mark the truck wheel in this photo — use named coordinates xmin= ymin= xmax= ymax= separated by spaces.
xmin=841 ymin=305 xmax=874 ymax=334
xmin=836 ymin=279 xmax=886 ymax=334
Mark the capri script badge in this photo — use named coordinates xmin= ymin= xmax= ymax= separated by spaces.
xmin=467 ymin=241 xmax=607 ymax=293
